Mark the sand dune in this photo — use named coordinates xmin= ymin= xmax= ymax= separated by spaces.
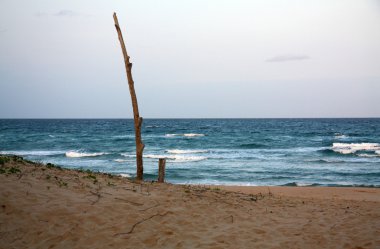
xmin=0 ymin=156 xmax=379 ymax=249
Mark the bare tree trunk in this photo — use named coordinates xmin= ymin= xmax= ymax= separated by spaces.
xmin=158 ymin=158 xmax=166 ymax=183
xmin=113 ymin=12 xmax=144 ymax=181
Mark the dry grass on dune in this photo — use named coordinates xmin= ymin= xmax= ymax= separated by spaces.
xmin=0 ymin=155 xmax=379 ymax=249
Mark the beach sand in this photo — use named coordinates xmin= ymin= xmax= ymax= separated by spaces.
xmin=1 ymin=156 xmax=379 ymax=249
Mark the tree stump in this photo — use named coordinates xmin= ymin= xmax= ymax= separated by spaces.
xmin=158 ymin=159 xmax=166 ymax=183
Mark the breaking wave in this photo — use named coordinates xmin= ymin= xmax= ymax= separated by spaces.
xmin=146 ymin=125 xmax=161 ymax=128
xmin=65 ymin=151 xmax=107 ymax=158
xmin=0 ymin=150 xmax=64 ymax=156
xmin=165 ymin=133 xmax=205 ymax=137
xmin=332 ymin=143 xmax=380 ymax=155
xmin=121 ymin=153 xmax=207 ymax=162
xmin=334 ymin=133 xmax=348 ymax=139
xmin=282 ymin=182 xmax=320 ymax=187
xmin=166 ymin=149 xmax=208 ymax=154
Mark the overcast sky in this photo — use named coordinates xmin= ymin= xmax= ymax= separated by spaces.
xmin=0 ymin=0 xmax=379 ymax=118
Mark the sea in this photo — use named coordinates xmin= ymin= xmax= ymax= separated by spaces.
xmin=0 ymin=119 xmax=379 ymax=187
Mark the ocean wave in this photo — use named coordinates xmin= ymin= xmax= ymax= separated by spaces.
xmin=65 ymin=151 xmax=107 ymax=158
xmin=121 ymin=153 xmax=207 ymax=162
xmin=304 ymin=159 xmax=346 ymax=163
xmin=114 ymin=159 xmax=129 ymax=163
xmin=357 ymin=154 xmax=380 ymax=158
xmin=112 ymin=135 xmax=135 ymax=139
xmin=238 ymin=143 xmax=267 ymax=149
xmin=280 ymin=182 xmax=380 ymax=187
xmin=165 ymin=134 xmax=177 ymax=137
xmin=165 ymin=133 xmax=205 ymax=137
xmin=318 ymin=183 xmax=379 ymax=188
xmin=166 ymin=149 xmax=208 ymax=154
xmin=334 ymin=133 xmax=348 ymax=139
xmin=318 ymin=148 xmax=337 ymax=155
xmin=119 ymin=173 xmax=131 ymax=178
xmin=146 ymin=154 xmax=207 ymax=162
xmin=282 ymin=182 xmax=320 ymax=187
xmin=0 ymin=150 xmax=64 ymax=156
xmin=332 ymin=143 xmax=380 ymax=155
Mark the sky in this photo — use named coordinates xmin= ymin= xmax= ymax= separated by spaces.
xmin=0 ymin=0 xmax=379 ymax=118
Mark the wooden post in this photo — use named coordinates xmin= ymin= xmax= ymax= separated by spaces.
xmin=158 ymin=158 xmax=166 ymax=183
xmin=113 ymin=13 xmax=145 ymax=181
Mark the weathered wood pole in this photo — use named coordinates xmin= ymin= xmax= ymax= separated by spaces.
xmin=113 ymin=12 xmax=145 ymax=181
xmin=158 ymin=158 xmax=166 ymax=183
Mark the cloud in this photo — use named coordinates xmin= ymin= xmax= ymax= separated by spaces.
xmin=266 ymin=55 xmax=310 ymax=63
xmin=35 ymin=10 xmax=83 ymax=18
xmin=35 ymin=12 xmax=48 ymax=17
xmin=54 ymin=10 xmax=78 ymax=17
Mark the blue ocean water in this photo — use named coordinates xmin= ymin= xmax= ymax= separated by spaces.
xmin=1 ymin=119 xmax=379 ymax=187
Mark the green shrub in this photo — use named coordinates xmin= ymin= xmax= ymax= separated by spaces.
xmin=8 ymin=167 xmax=21 ymax=174
xmin=0 ymin=156 xmax=10 ymax=165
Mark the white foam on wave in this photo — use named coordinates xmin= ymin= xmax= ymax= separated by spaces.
xmin=165 ymin=134 xmax=177 ymax=137
xmin=165 ymin=133 xmax=205 ymax=137
xmin=65 ymin=151 xmax=106 ymax=158
xmin=294 ymin=182 xmax=315 ymax=187
xmin=119 ymin=173 xmax=131 ymax=178
xmin=334 ymin=134 xmax=348 ymax=139
xmin=113 ymin=135 xmax=134 ymax=139
xmin=146 ymin=154 xmax=207 ymax=162
xmin=114 ymin=159 xmax=128 ymax=163
xmin=184 ymin=133 xmax=205 ymax=137
xmin=166 ymin=149 xmax=208 ymax=154
xmin=332 ymin=143 xmax=380 ymax=155
xmin=0 ymin=150 xmax=64 ymax=156
xmin=358 ymin=154 xmax=379 ymax=158
xmin=121 ymin=153 xmax=207 ymax=162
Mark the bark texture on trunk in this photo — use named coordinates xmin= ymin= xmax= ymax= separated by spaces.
xmin=158 ymin=159 xmax=166 ymax=183
xmin=113 ymin=12 xmax=144 ymax=181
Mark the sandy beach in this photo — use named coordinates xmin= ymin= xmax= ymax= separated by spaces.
xmin=1 ymin=155 xmax=379 ymax=249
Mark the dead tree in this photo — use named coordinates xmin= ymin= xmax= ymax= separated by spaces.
xmin=113 ymin=12 xmax=145 ymax=180
xmin=158 ymin=158 xmax=166 ymax=183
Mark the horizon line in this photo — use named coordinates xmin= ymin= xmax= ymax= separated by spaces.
xmin=1 ymin=117 xmax=380 ymax=120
